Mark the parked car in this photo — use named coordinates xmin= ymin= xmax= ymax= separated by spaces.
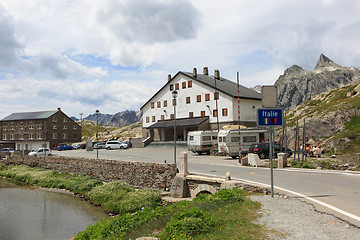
xmin=57 ymin=144 xmax=73 ymax=151
xmin=105 ymin=140 xmax=128 ymax=150
xmin=248 ymin=142 xmax=292 ymax=159
xmin=73 ymin=143 xmax=87 ymax=149
xmin=94 ymin=142 xmax=106 ymax=149
xmin=28 ymin=148 xmax=52 ymax=156
xmin=1 ymin=148 xmax=14 ymax=155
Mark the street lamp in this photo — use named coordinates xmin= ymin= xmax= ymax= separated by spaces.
xmin=95 ymin=110 xmax=99 ymax=159
xmin=172 ymin=90 xmax=178 ymax=165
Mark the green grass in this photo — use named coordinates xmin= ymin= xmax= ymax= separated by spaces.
xmin=75 ymin=188 xmax=280 ymax=240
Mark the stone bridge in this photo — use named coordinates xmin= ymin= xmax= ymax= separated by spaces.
xmin=169 ymin=152 xmax=267 ymax=199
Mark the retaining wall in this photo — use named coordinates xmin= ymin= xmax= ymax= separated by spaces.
xmin=0 ymin=155 xmax=177 ymax=190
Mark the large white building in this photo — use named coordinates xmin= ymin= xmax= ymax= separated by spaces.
xmin=140 ymin=67 xmax=262 ymax=142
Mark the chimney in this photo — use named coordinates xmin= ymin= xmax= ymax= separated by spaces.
xmin=203 ymin=67 xmax=209 ymax=75
xmin=57 ymin=108 xmax=61 ymax=111
xmin=168 ymin=74 xmax=171 ymax=82
xmin=193 ymin=68 xmax=197 ymax=78
xmin=214 ymin=69 xmax=220 ymax=79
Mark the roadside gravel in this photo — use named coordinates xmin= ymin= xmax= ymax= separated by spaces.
xmin=250 ymin=195 xmax=360 ymax=239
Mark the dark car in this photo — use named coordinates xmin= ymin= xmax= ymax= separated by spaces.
xmin=57 ymin=144 xmax=73 ymax=151
xmin=74 ymin=143 xmax=87 ymax=149
xmin=248 ymin=143 xmax=292 ymax=159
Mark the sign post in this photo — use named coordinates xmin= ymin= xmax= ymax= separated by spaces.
xmin=257 ymin=108 xmax=283 ymax=198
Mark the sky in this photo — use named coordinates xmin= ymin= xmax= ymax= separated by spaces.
xmin=0 ymin=0 xmax=360 ymax=119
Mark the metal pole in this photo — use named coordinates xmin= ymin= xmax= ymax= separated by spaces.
xmin=96 ymin=110 xmax=99 ymax=159
xmin=303 ymin=118 xmax=307 ymax=161
xmin=173 ymin=100 xmax=176 ymax=165
xmin=284 ymin=112 xmax=287 ymax=156
xmin=296 ymin=119 xmax=300 ymax=161
xmin=269 ymin=127 xmax=274 ymax=198
xmin=237 ymin=72 xmax=241 ymax=159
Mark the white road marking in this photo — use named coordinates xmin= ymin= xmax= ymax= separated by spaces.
xmin=191 ymin=171 xmax=360 ymax=224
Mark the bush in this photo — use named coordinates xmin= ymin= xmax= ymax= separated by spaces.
xmin=161 ymin=207 xmax=217 ymax=239
xmin=290 ymin=160 xmax=315 ymax=169
xmin=87 ymin=181 xmax=161 ymax=214
xmin=318 ymin=160 xmax=333 ymax=169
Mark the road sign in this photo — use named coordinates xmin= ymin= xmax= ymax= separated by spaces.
xmin=257 ymin=108 xmax=283 ymax=127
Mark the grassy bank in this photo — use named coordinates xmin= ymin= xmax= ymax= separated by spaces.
xmin=0 ymin=164 xmax=280 ymax=239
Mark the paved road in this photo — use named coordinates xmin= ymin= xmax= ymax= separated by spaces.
xmin=53 ymin=145 xmax=360 ymax=227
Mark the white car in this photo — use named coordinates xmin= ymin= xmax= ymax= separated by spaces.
xmin=105 ymin=141 xmax=128 ymax=150
xmin=28 ymin=148 xmax=52 ymax=156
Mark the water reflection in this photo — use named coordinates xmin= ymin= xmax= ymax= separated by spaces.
xmin=0 ymin=178 xmax=107 ymax=240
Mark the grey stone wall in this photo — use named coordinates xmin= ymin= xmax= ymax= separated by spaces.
xmin=0 ymin=155 xmax=177 ymax=190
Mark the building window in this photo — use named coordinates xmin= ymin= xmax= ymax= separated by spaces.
xmin=213 ymin=109 xmax=218 ymax=117
xmin=222 ymin=108 xmax=228 ymax=116
xmin=63 ymin=133 xmax=67 ymax=139
xmin=10 ymin=126 xmax=15 ymax=130
xmin=52 ymin=133 xmax=57 ymax=139
xmin=205 ymin=94 xmax=210 ymax=101
xmin=214 ymin=92 xmax=219 ymax=100
xmin=151 ymin=102 xmax=155 ymax=109
xmin=63 ymin=125 xmax=67 ymax=129
xmin=53 ymin=117 xmax=57 ymax=122
xmin=19 ymin=126 xmax=24 ymax=130
xmin=53 ymin=125 xmax=57 ymax=129
xmin=170 ymin=114 xmax=174 ymax=120
xmin=37 ymin=125 xmax=42 ymax=129
xmin=197 ymin=95 xmax=201 ymax=102
xmin=73 ymin=126 xmax=77 ymax=130
xmin=20 ymin=134 xmax=24 ymax=140
xmin=182 ymin=82 xmax=186 ymax=89
xmin=186 ymin=96 xmax=190 ymax=104
xmin=29 ymin=134 xmax=34 ymax=139
xmin=29 ymin=126 xmax=34 ymax=130
xmin=146 ymin=116 xmax=150 ymax=123
xmin=3 ymin=127 xmax=7 ymax=130
xmin=3 ymin=134 xmax=7 ymax=140
xmin=37 ymin=133 xmax=42 ymax=139
xmin=175 ymin=83 xmax=179 ymax=90
xmin=170 ymin=84 xmax=174 ymax=91
xmin=201 ymin=111 xmax=206 ymax=117
xmin=10 ymin=134 xmax=14 ymax=140
xmin=157 ymin=101 xmax=161 ymax=108
xmin=161 ymin=115 xmax=165 ymax=121
xmin=152 ymin=116 xmax=156 ymax=122
xmin=63 ymin=118 xmax=68 ymax=122
xmin=172 ymin=99 xmax=176 ymax=106
xmin=163 ymin=100 xmax=167 ymax=107
xmin=189 ymin=112 xmax=193 ymax=119
xmin=188 ymin=81 xmax=192 ymax=88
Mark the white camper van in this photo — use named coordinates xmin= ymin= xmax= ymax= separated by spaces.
xmin=218 ymin=128 xmax=269 ymax=159
xmin=187 ymin=130 xmax=218 ymax=155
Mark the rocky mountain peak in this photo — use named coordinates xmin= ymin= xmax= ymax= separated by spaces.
xmin=314 ymin=53 xmax=341 ymax=70
xmin=275 ymin=54 xmax=360 ymax=110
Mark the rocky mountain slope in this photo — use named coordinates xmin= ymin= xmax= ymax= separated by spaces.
xmin=275 ymin=54 xmax=360 ymax=110
xmin=73 ymin=110 xmax=142 ymax=127
xmin=283 ymin=78 xmax=360 ymax=163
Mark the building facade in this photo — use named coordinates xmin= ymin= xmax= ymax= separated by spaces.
xmin=140 ymin=67 xmax=262 ymax=142
xmin=0 ymin=108 xmax=81 ymax=151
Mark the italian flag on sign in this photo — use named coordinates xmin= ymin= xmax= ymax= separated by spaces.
xmin=264 ymin=118 xmax=277 ymax=124
xmin=264 ymin=118 xmax=269 ymax=124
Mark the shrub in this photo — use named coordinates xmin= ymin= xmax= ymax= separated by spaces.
xmin=161 ymin=207 xmax=217 ymax=239
xmin=290 ymin=160 xmax=315 ymax=169
xmin=318 ymin=160 xmax=333 ymax=169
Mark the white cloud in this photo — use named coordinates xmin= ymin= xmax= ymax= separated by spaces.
xmin=0 ymin=0 xmax=360 ymax=118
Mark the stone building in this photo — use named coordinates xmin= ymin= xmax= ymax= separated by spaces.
xmin=0 ymin=108 xmax=81 ymax=151
xmin=140 ymin=67 xmax=262 ymax=143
